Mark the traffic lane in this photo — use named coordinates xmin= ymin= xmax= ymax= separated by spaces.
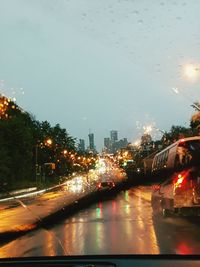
xmin=137 ymin=187 xmax=200 ymax=254
xmin=0 ymin=168 xmax=122 ymax=235
xmin=153 ymin=215 xmax=200 ymax=254
xmin=0 ymin=187 xmax=93 ymax=235
xmin=1 ymin=187 xmax=200 ymax=257
xmin=0 ymin=179 xmax=95 ymax=211
xmin=0 ymin=164 xmax=124 ymax=212
xmin=0 ymin=189 xmax=159 ymax=256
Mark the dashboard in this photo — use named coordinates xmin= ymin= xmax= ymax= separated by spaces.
xmin=0 ymin=255 xmax=200 ymax=267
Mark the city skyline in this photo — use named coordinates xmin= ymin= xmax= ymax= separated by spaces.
xmin=77 ymin=129 xmax=130 ymax=152
xmin=0 ymin=1 xmax=200 ymax=151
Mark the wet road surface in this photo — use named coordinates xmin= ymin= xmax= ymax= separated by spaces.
xmin=1 ymin=187 xmax=200 ymax=257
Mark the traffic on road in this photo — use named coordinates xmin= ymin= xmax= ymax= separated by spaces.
xmin=151 ymin=137 xmax=200 ymax=217
xmin=1 ymin=1 xmax=200 ymax=266
xmin=1 ymin=186 xmax=200 ymax=257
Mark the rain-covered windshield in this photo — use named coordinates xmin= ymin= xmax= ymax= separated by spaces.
xmin=0 ymin=0 xmax=200 ymax=258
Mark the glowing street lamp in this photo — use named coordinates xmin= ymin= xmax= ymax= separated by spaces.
xmin=173 ymin=64 xmax=199 ymax=109
xmin=63 ymin=150 xmax=67 ymax=155
xmin=183 ymin=64 xmax=200 ymax=81
xmin=0 ymin=96 xmax=9 ymax=118
xmin=45 ymin=138 xmax=53 ymax=146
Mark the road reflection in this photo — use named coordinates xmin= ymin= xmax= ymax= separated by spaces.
xmin=1 ymin=187 xmax=200 ymax=256
xmin=152 ymin=214 xmax=200 ymax=254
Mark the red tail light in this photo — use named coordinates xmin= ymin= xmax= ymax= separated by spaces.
xmin=174 ymin=173 xmax=185 ymax=188
xmin=98 ymin=183 xmax=101 ymax=188
xmin=112 ymin=182 xmax=115 ymax=187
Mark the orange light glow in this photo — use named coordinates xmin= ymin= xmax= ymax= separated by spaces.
xmin=45 ymin=138 xmax=53 ymax=146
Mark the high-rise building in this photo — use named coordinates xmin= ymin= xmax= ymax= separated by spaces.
xmin=104 ymin=130 xmax=128 ymax=154
xmin=104 ymin=137 xmax=111 ymax=148
xmin=104 ymin=137 xmax=111 ymax=152
xmin=110 ymin=130 xmax=118 ymax=144
xmin=112 ymin=138 xmax=128 ymax=153
xmin=88 ymin=133 xmax=95 ymax=151
xmin=122 ymin=138 xmax=128 ymax=147
xmin=78 ymin=139 xmax=85 ymax=152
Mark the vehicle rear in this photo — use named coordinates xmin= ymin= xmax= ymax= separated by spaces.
xmin=173 ymin=168 xmax=200 ymax=214
xmin=152 ymin=138 xmax=200 ymax=216
xmin=152 ymin=169 xmax=200 ymax=217
xmin=173 ymin=138 xmax=200 ymax=213
xmin=97 ymin=180 xmax=115 ymax=191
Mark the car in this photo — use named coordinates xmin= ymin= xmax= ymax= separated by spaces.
xmin=151 ymin=166 xmax=200 ymax=217
xmin=96 ymin=180 xmax=115 ymax=191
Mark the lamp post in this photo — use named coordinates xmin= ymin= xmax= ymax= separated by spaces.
xmin=35 ymin=138 xmax=53 ymax=185
xmin=35 ymin=144 xmax=38 ymax=184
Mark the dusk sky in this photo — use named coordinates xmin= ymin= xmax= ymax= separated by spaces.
xmin=0 ymin=0 xmax=200 ymax=150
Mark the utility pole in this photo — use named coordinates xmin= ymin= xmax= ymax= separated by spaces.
xmin=35 ymin=144 xmax=38 ymax=184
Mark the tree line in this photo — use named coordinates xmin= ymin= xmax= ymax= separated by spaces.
xmin=0 ymin=96 xmax=93 ymax=190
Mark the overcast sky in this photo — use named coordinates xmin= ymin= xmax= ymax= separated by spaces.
xmin=0 ymin=0 xmax=200 ymax=150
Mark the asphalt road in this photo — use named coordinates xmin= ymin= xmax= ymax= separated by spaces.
xmin=1 ymin=187 xmax=200 ymax=257
xmin=0 ymin=163 xmax=126 ymax=235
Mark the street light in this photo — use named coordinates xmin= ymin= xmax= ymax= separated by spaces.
xmin=35 ymin=138 xmax=53 ymax=184
xmin=45 ymin=138 xmax=53 ymax=146
xmin=183 ymin=64 xmax=200 ymax=81
xmin=0 ymin=96 xmax=9 ymax=119
xmin=63 ymin=149 xmax=67 ymax=155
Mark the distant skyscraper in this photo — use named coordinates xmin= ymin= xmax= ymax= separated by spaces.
xmin=112 ymin=138 xmax=129 ymax=153
xmin=123 ymin=138 xmax=128 ymax=147
xmin=110 ymin=130 xmax=118 ymax=144
xmin=88 ymin=133 xmax=95 ymax=151
xmin=104 ymin=137 xmax=111 ymax=151
xmin=78 ymin=139 xmax=85 ymax=152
